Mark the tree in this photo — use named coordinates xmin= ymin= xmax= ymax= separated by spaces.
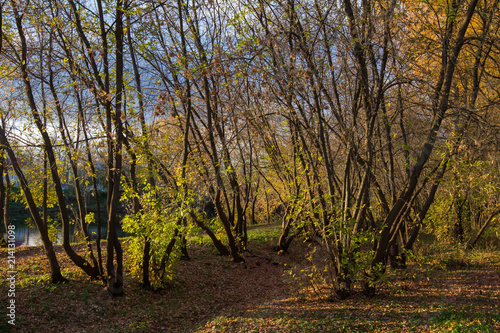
xmin=2 ymin=0 xmax=102 ymax=281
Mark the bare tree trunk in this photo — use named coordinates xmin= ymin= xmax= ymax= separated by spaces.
xmin=0 ymin=125 xmax=66 ymax=283
xmin=190 ymin=212 xmax=230 ymax=256
xmin=466 ymin=209 xmax=500 ymax=250
xmin=105 ymin=0 xmax=126 ymax=296
xmin=48 ymin=58 xmax=100 ymax=277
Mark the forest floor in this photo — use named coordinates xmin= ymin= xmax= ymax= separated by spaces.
xmin=1 ymin=224 xmax=499 ymax=332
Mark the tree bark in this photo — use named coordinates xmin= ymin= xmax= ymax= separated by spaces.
xmin=466 ymin=209 xmax=500 ymax=250
xmin=0 ymin=125 xmax=66 ymax=283
xmin=105 ymin=0 xmax=126 ymax=296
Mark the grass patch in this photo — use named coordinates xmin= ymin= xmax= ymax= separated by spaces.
xmin=247 ymin=223 xmax=282 ymax=244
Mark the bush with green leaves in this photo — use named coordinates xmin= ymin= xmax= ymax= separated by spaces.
xmin=425 ymin=158 xmax=500 ymax=248
xmin=122 ymin=181 xmax=194 ymax=288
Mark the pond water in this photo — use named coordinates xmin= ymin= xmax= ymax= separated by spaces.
xmin=3 ymin=223 xmax=128 ymax=247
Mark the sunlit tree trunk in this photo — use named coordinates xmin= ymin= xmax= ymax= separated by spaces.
xmin=0 ymin=125 xmax=66 ymax=283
